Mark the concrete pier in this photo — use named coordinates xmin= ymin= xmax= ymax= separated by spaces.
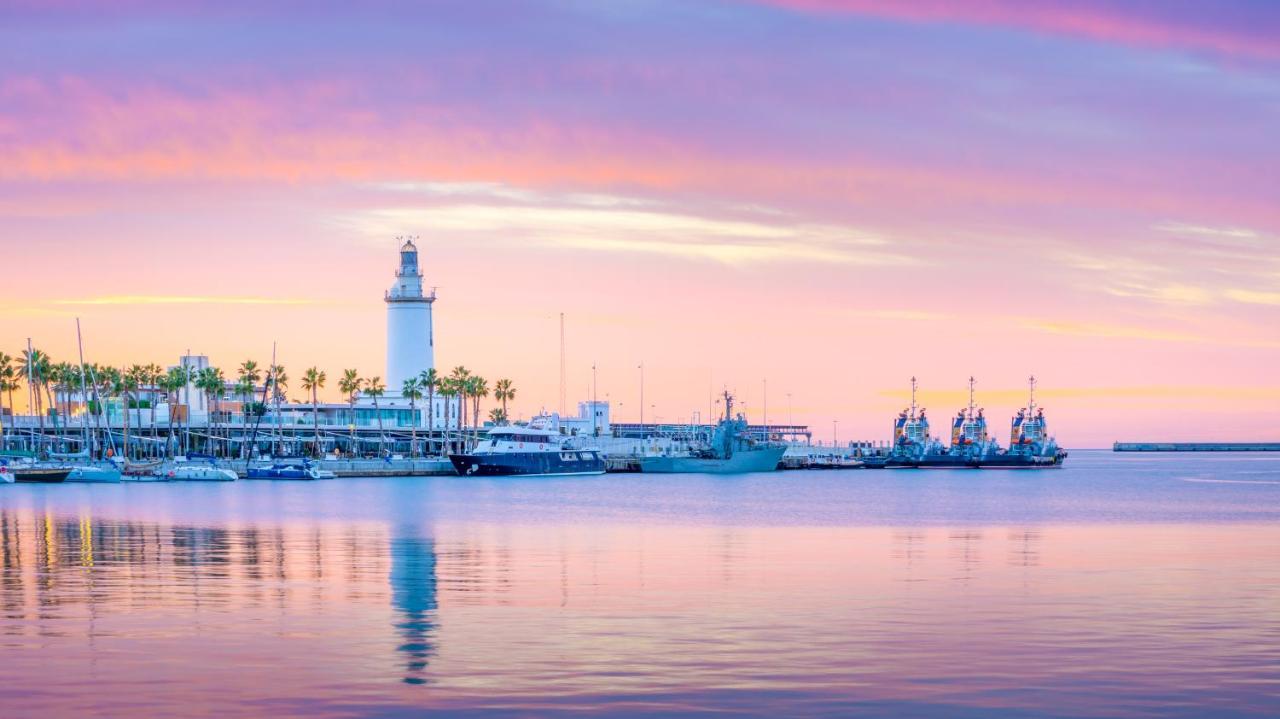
xmin=1113 ymin=442 xmax=1280 ymax=452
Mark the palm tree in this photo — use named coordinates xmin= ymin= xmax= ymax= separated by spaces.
xmin=96 ymin=365 xmax=121 ymax=456
xmin=488 ymin=407 xmax=507 ymax=425
xmin=493 ymin=378 xmax=515 ymax=425
xmin=268 ymin=363 xmax=291 ymax=452
xmin=237 ymin=360 xmax=261 ymax=432
xmin=121 ymin=365 xmax=145 ymax=461
xmin=449 ymin=366 xmax=471 ymax=448
xmin=437 ymin=378 xmax=457 ymax=456
xmin=468 ymin=376 xmax=489 ymax=448
xmin=365 ymin=376 xmax=386 ymax=457
xmin=20 ymin=348 xmax=51 ymax=452
xmin=419 ymin=368 xmax=439 ymax=455
xmin=197 ymin=367 xmax=225 ymax=456
xmin=402 ymin=377 xmax=423 ymax=457
xmin=145 ymin=362 xmax=163 ymax=441
xmin=0 ymin=352 xmax=12 ymax=450
xmin=301 ymin=367 xmax=326 ymax=457
xmin=339 ymin=369 xmax=362 ymax=456
xmin=162 ymin=366 xmax=189 ymax=458
xmin=44 ymin=361 xmax=66 ymax=451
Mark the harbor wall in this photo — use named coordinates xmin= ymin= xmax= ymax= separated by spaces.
xmin=1113 ymin=442 xmax=1280 ymax=452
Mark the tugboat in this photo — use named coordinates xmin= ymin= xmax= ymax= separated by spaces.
xmin=636 ymin=391 xmax=785 ymax=474
xmin=450 ymin=414 xmax=605 ymax=477
xmin=868 ymin=376 xmax=1067 ymax=469
xmin=981 ymin=376 xmax=1067 ymax=468
xmin=913 ymin=377 xmax=1003 ymax=468
xmin=865 ymin=377 xmax=944 ymax=468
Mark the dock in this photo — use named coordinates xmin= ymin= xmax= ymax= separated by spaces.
xmin=225 ymin=458 xmax=458 ymax=477
xmin=1113 ymin=442 xmax=1280 ymax=452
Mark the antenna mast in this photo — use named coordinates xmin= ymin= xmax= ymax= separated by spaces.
xmin=968 ymin=376 xmax=976 ymax=419
xmin=558 ymin=313 xmax=565 ymax=416
xmin=910 ymin=376 xmax=918 ymax=418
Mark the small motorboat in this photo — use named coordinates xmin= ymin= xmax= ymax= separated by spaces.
xmin=166 ymin=464 xmax=237 ymax=481
xmin=245 ymin=462 xmax=322 ymax=480
xmin=67 ymin=463 xmax=124 ymax=483
xmin=0 ymin=468 xmax=13 ymax=484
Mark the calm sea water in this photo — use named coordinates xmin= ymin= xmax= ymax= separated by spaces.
xmin=2 ymin=450 xmax=1279 ymax=717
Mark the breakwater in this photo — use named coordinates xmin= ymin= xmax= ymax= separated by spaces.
xmin=1113 ymin=442 xmax=1280 ymax=452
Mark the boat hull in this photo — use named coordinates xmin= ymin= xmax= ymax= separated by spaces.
xmin=67 ymin=465 xmax=123 ymax=482
xmin=168 ymin=466 xmax=238 ymax=481
xmin=449 ymin=450 xmax=605 ymax=477
xmin=868 ymin=452 xmax=1066 ymax=469
xmin=12 ymin=468 xmax=71 ymax=483
xmin=246 ymin=467 xmax=318 ymax=480
xmin=637 ymin=446 xmax=785 ymax=474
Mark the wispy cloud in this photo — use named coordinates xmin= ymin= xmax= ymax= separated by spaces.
xmin=52 ymin=296 xmax=316 ymax=306
xmin=1020 ymin=319 xmax=1207 ymax=343
xmin=1224 ymin=288 xmax=1280 ymax=306
xmin=339 ymin=184 xmax=915 ymax=268
xmin=1018 ymin=318 xmax=1280 ymax=348
xmin=757 ymin=0 xmax=1280 ymax=61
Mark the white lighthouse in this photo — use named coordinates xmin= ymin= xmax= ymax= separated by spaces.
xmin=385 ymin=238 xmax=435 ymax=392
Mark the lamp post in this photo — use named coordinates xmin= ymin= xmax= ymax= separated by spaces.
xmin=638 ymin=362 xmax=644 ymax=430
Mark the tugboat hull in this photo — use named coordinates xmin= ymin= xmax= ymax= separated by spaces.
xmin=450 ymin=450 xmax=605 ymax=477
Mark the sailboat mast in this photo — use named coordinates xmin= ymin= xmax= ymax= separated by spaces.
xmin=76 ymin=319 xmax=90 ymax=457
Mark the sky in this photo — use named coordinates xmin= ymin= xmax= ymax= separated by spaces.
xmin=1 ymin=0 xmax=1277 ymax=446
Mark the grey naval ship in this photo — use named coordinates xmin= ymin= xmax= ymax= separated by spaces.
xmin=864 ymin=377 xmax=1066 ymax=469
xmin=637 ymin=391 xmax=785 ymax=474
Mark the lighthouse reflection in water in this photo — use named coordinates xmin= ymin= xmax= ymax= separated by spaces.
xmin=390 ymin=528 xmax=438 ymax=685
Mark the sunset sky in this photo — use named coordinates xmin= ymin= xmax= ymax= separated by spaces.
xmin=2 ymin=0 xmax=1277 ymax=446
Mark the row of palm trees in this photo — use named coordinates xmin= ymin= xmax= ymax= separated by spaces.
xmin=0 ymin=348 xmax=517 ymax=460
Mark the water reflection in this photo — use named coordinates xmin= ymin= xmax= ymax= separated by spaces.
xmin=389 ymin=528 xmax=437 ymax=685
xmin=0 ymin=492 xmax=1278 ymax=717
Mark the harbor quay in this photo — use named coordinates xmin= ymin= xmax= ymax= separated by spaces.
xmin=1114 ymin=442 xmax=1280 ymax=452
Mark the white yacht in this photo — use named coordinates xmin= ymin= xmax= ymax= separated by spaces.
xmin=449 ymin=414 xmax=605 ymax=477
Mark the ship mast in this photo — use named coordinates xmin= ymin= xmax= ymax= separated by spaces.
xmin=1028 ymin=375 xmax=1037 ymax=414
xmin=967 ymin=376 xmax=976 ymax=420
xmin=910 ymin=376 xmax=918 ymax=419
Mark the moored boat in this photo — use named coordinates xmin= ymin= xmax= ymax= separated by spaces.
xmin=246 ymin=461 xmax=323 ymax=480
xmin=869 ymin=377 xmax=1067 ymax=469
xmin=166 ymin=463 xmax=238 ymax=481
xmin=636 ymin=392 xmax=785 ymax=474
xmin=67 ymin=462 xmax=123 ymax=483
xmin=450 ymin=414 xmax=605 ymax=477
xmin=5 ymin=462 xmax=72 ymax=483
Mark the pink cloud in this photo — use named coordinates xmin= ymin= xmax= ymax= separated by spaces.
xmin=758 ymin=0 xmax=1280 ymax=61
